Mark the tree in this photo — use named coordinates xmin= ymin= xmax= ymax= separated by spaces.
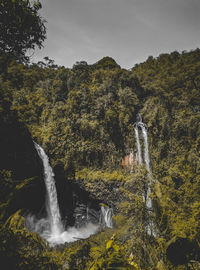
xmin=0 ymin=0 xmax=46 ymax=62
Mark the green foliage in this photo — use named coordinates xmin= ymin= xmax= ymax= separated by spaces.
xmin=94 ymin=56 xmax=121 ymax=70
xmin=1 ymin=49 xmax=200 ymax=269
xmin=0 ymin=211 xmax=63 ymax=270
xmin=132 ymin=49 xmax=200 ymax=268
xmin=0 ymin=170 xmax=13 ymax=203
xmin=88 ymin=236 xmax=136 ymax=269
xmin=76 ymin=168 xmax=132 ymax=182
xmin=0 ymin=0 xmax=46 ymax=62
xmin=11 ymin=61 xmax=141 ymax=171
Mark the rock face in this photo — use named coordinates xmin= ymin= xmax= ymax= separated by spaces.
xmin=166 ymin=238 xmax=200 ymax=266
xmin=54 ymin=164 xmax=102 ymax=227
xmin=0 ymin=111 xmax=43 ymax=182
xmin=121 ymin=150 xmax=139 ymax=172
xmin=0 ymin=109 xmax=45 ymax=216
xmin=75 ymin=177 xmax=124 ymax=209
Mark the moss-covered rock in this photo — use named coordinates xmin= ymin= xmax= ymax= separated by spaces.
xmin=75 ymin=168 xmax=134 ymax=206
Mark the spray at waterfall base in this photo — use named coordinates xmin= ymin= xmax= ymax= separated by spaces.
xmin=26 ymin=142 xmax=113 ymax=246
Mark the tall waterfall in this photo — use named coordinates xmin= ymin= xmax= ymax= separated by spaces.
xmin=141 ymin=125 xmax=150 ymax=172
xmin=134 ymin=115 xmax=152 ymax=208
xmin=134 ymin=115 xmax=150 ymax=172
xmin=34 ymin=142 xmax=64 ymax=236
xmin=27 ymin=142 xmax=111 ymax=245
xmin=134 ymin=124 xmax=143 ymax=164
xmin=134 ymin=115 xmax=153 ymax=235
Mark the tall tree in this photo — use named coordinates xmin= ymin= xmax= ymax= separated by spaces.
xmin=0 ymin=0 xmax=46 ymax=62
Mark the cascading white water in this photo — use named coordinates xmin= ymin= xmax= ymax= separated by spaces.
xmin=140 ymin=125 xmax=150 ymax=172
xmin=34 ymin=142 xmax=63 ymax=237
xmin=134 ymin=116 xmax=152 ymax=208
xmin=134 ymin=113 xmax=150 ymax=172
xmin=134 ymin=124 xmax=143 ymax=164
xmin=100 ymin=206 xmax=113 ymax=228
xmin=27 ymin=142 xmax=112 ymax=246
xmin=134 ymin=116 xmax=155 ymax=236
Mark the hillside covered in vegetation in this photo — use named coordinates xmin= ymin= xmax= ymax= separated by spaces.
xmin=1 ymin=1 xmax=200 ymax=269
xmin=0 ymin=48 xmax=200 ymax=269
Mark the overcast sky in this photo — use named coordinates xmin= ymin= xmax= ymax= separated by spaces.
xmin=32 ymin=0 xmax=200 ymax=69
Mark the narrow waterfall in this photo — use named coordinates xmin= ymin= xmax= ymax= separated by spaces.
xmin=134 ymin=114 xmax=150 ymax=172
xmin=134 ymin=124 xmax=143 ymax=164
xmin=140 ymin=125 xmax=150 ymax=172
xmin=34 ymin=142 xmax=64 ymax=236
xmin=134 ymin=115 xmax=152 ymax=208
xmin=100 ymin=206 xmax=113 ymax=228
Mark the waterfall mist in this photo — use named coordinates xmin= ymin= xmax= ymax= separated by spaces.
xmin=26 ymin=143 xmax=113 ymax=246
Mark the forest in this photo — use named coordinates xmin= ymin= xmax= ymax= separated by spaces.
xmin=0 ymin=1 xmax=200 ymax=269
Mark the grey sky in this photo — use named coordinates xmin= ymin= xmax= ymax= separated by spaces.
xmin=32 ymin=0 xmax=200 ymax=69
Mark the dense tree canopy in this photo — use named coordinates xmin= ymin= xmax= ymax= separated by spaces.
xmin=0 ymin=49 xmax=200 ymax=269
xmin=0 ymin=0 xmax=46 ymax=62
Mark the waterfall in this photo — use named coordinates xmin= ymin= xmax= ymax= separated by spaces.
xmin=27 ymin=142 xmax=113 ymax=245
xmin=34 ymin=142 xmax=64 ymax=236
xmin=136 ymin=113 xmax=142 ymax=123
xmin=86 ymin=206 xmax=89 ymax=221
xmin=134 ymin=124 xmax=143 ymax=164
xmin=134 ymin=114 xmax=150 ymax=172
xmin=133 ymin=115 xmax=155 ymax=235
xmin=26 ymin=142 xmax=103 ymax=245
xmin=140 ymin=125 xmax=150 ymax=172
xmin=134 ymin=115 xmax=151 ymax=207
xmin=100 ymin=206 xmax=113 ymax=228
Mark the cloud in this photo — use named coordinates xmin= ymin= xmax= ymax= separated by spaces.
xmin=33 ymin=0 xmax=200 ymax=68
